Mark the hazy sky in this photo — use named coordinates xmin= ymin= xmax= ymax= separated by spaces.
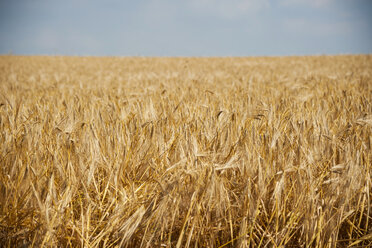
xmin=0 ymin=0 xmax=371 ymax=56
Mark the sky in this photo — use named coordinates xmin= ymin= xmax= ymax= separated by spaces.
xmin=0 ymin=0 xmax=371 ymax=56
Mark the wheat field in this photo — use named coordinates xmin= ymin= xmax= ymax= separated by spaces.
xmin=0 ymin=55 xmax=371 ymax=247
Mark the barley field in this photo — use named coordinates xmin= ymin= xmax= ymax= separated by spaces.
xmin=0 ymin=55 xmax=371 ymax=247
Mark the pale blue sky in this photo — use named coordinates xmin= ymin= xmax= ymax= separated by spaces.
xmin=0 ymin=0 xmax=371 ymax=56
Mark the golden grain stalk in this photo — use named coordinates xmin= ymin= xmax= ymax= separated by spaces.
xmin=0 ymin=55 xmax=371 ymax=247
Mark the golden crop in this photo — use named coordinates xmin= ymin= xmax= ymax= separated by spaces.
xmin=0 ymin=55 xmax=371 ymax=247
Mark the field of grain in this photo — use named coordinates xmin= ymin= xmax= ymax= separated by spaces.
xmin=0 ymin=55 xmax=371 ymax=247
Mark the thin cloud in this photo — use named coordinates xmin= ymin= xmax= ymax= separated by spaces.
xmin=33 ymin=29 xmax=101 ymax=55
xmin=281 ymin=17 xmax=353 ymax=36
xmin=189 ymin=0 xmax=270 ymax=18
xmin=280 ymin=0 xmax=334 ymax=8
